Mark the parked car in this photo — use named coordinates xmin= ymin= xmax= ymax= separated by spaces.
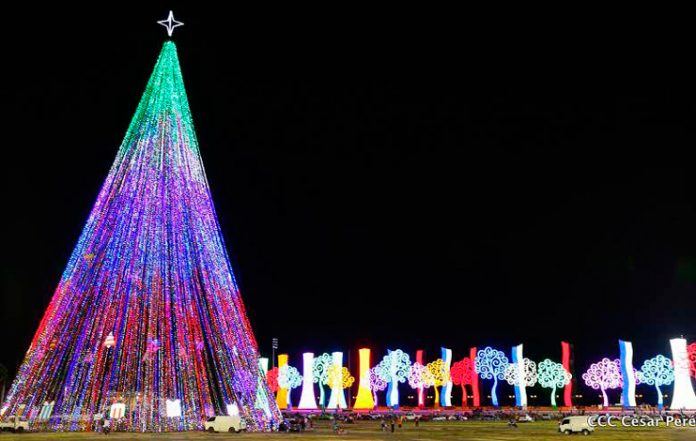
xmin=0 ymin=416 xmax=29 ymax=433
xmin=518 ymin=414 xmax=534 ymax=422
xmin=278 ymin=418 xmax=303 ymax=432
xmin=204 ymin=415 xmax=246 ymax=433
xmin=558 ymin=416 xmax=594 ymax=435
xmin=404 ymin=413 xmax=417 ymax=421
xmin=432 ymin=415 xmax=447 ymax=421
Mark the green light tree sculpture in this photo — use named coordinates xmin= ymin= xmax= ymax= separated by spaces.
xmin=538 ymin=359 xmax=571 ymax=407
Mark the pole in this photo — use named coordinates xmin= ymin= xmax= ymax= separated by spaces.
xmin=272 ymin=338 xmax=278 ymax=369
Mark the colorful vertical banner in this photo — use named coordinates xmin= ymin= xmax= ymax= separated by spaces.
xmin=511 ymin=344 xmax=527 ymax=407
xmin=259 ymin=357 xmax=269 ymax=375
xmin=619 ymin=340 xmax=636 ymax=407
xmin=441 ymin=347 xmax=453 ymax=407
xmin=276 ymin=354 xmax=289 ymax=409
xmin=669 ymin=338 xmax=696 ymax=410
xmin=298 ymin=353 xmax=318 ymax=409
xmin=353 ymin=348 xmax=375 ymax=409
xmin=561 ymin=341 xmax=573 ymax=407
xmin=416 ymin=350 xmax=425 ymax=408
xmin=470 ymin=347 xmax=480 ymax=407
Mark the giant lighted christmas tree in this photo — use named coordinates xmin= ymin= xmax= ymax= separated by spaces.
xmin=0 ymin=26 xmax=281 ymax=431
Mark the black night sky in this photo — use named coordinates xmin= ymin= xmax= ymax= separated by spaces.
xmin=1 ymin=6 xmax=694 ymax=405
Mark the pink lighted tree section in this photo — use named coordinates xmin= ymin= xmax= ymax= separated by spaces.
xmin=582 ymin=358 xmax=622 ymax=407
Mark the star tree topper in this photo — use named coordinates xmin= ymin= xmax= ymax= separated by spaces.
xmin=158 ymin=11 xmax=183 ymax=37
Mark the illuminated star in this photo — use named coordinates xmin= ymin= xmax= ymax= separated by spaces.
xmin=157 ymin=11 xmax=183 ymax=37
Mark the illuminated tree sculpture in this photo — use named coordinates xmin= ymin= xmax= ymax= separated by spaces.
xmin=0 ymin=40 xmax=281 ymax=431
xmin=369 ymin=366 xmax=388 ymax=407
xmin=450 ymin=358 xmax=474 ymax=408
xmin=688 ymin=343 xmax=696 ymax=379
xmin=278 ymin=365 xmax=302 ymax=409
xmin=408 ymin=362 xmax=434 ymax=407
xmin=324 ymin=365 xmax=354 ymax=409
xmin=475 ymin=347 xmax=509 ymax=407
xmin=312 ymin=353 xmax=332 ymax=408
xmin=582 ymin=358 xmax=622 ymax=407
xmin=537 ymin=359 xmax=571 ymax=408
xmin=636 ymin=355 xmax=674 ymax=409
xmin=427 ymin=359 xmax=450 ymax=407
xmin=377 ymin=349 xmax=412 ymax=408
xmin=504 ymin=357 xmax=537 ymax=407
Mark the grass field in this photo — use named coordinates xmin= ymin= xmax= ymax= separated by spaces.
xmin=0 ymin=420 xmax=694 ymax=441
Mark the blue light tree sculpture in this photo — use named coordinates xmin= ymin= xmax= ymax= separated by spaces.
xmin=377 ymin=350 xmax=411 ymax=409
xmin=475 ymin=347 xmax=509 ymax=407
xmin=636 ymin=355 xmax=674 ymax=410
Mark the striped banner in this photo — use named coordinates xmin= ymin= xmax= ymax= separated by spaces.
xmin=511 ymin=344 xmax=526 ymax=407
xmin=619 ymin=340 xmax=636 ymax=407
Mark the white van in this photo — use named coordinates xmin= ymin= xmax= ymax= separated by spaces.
xmin=0 ymin=416 xmax=29 ymax=433
xmin=558 ymin=416 xmax=594 ymax=435
xmin=204 ymin=415 xmax=246 ymax=433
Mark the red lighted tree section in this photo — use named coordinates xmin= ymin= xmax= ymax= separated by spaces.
xmin=450 ymin=358 xmax=474 ymax=408
xmin=266 ymin=367 xmax=279 ymax=393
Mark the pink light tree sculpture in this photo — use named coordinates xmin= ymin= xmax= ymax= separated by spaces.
xmin=408 ymin=362 xmax=434 ymax=408
xmin=688 ymin=343 xmax=696 ymax=379
xmin=582 ymin=358 xmax=622 ymax=408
